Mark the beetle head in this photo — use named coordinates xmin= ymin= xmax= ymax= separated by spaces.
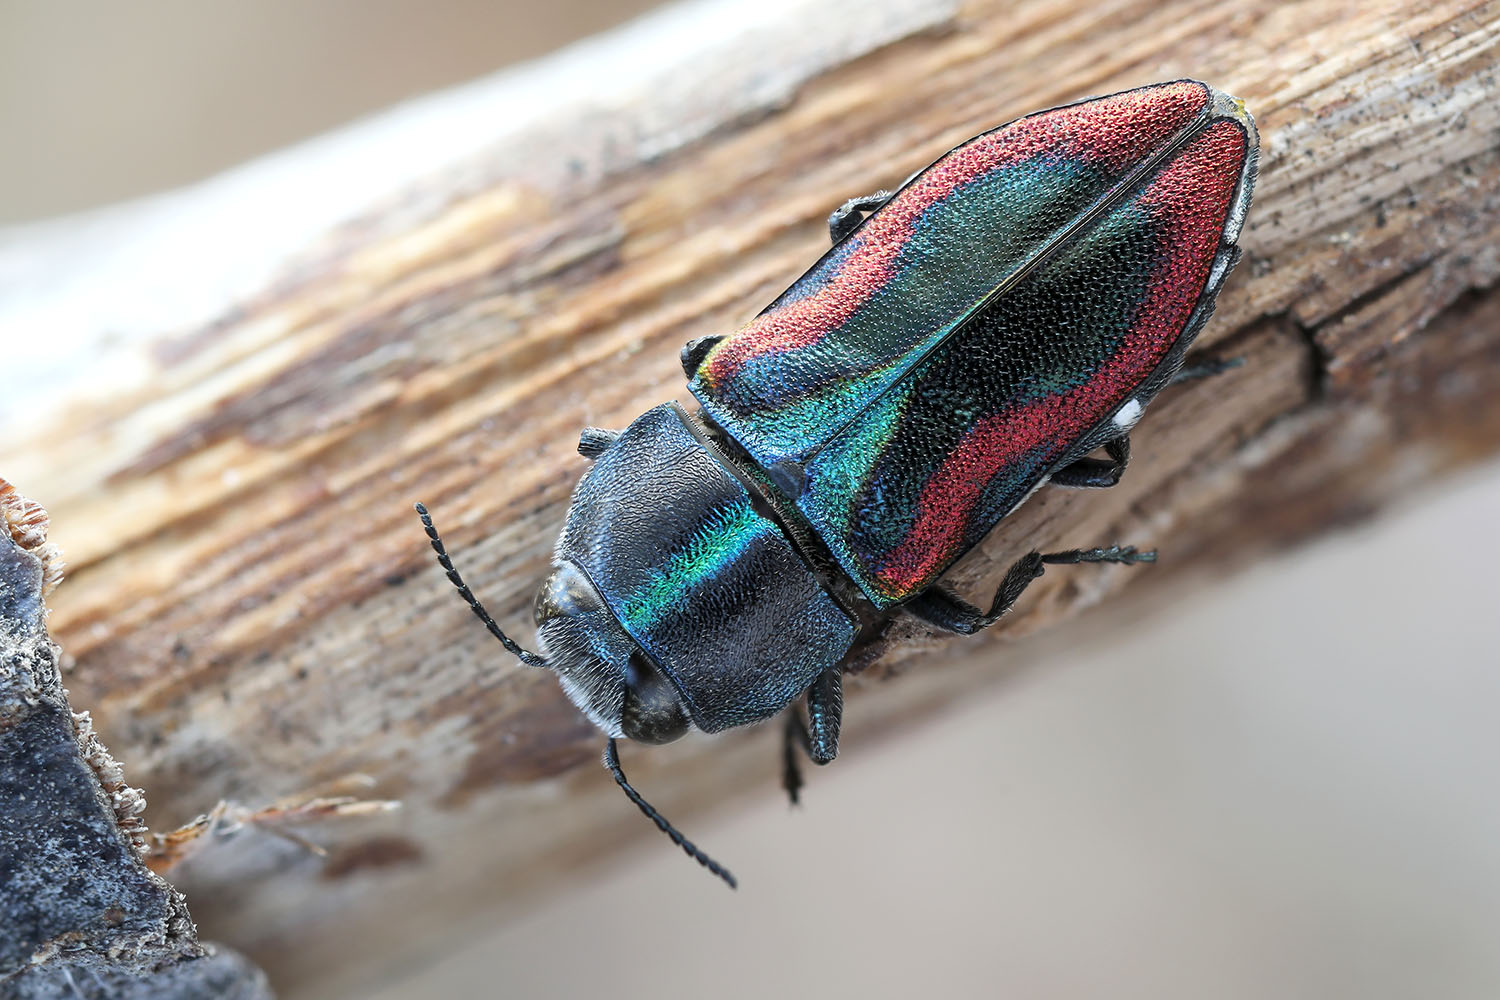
xmin=416 ymin=503 xmax=732 ymax=888
xmin=534 ymin=560 xmax=691 ymax=745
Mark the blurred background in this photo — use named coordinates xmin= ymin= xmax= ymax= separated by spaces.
xmin=3 ymin=2 xmax=1497 ymax=998
xmin=0 ymin=1 xmax=660 ymax=223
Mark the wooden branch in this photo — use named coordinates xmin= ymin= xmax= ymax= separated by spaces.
xmin=1 ymin=0 xmax=1497 ymax=996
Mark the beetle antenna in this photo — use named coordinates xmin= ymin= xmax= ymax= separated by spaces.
xmin=414 ymin=502 xmax=546 ymax=667
xmin=604 ymin=739 xmax=737 ymax=889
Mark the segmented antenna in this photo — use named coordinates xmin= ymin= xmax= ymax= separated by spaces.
xmin=604 ymin=739 xmax=737 ymax=889
xmin=414 ymin=502 xmax=546 ymax=667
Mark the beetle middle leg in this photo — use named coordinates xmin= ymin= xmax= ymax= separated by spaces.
xmin=780 ymin=665 xmax=844 ymax=805
xmin=1049 ymin=436 xmax=1131 ymax=489
xmin=907 ymin=544 xmax=1155 ymax=635
xmin=828 ymin=190 xmax=893 ymax=244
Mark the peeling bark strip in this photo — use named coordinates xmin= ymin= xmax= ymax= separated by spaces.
xmin=0 ymin=1 xmax=1497 ymax=997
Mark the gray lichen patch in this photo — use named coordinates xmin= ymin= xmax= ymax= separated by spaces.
xmin=0 ymin=698 xmax=198 ymax=974
xmin=6 ymin=947 xmax=272 ymax=999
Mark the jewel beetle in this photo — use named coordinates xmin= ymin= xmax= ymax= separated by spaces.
xmin=417 ymin=80 xmax=1258 ymax=888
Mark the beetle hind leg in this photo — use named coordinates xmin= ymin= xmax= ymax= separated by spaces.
xmin=907 ymin=544 xmax=1155 ymax=635
xmin=906 ymin=551 xmax=1044 ymax=635
xmin=828 ymin=190 xmax=893 ymax=244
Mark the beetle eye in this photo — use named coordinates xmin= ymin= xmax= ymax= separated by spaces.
xmin=620 ymin=652 xmax=690 ymax=745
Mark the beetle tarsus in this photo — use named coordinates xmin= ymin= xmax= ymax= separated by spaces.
xmin=1040 ymin=544 xmax=1156 ymax=566
xmin=414 ymin=502 xmax=547 ymax=667
xmin=827 ymin=190 xmax=893 ymax=243
xmin=605 ymin=739 xmax=736 ymax=889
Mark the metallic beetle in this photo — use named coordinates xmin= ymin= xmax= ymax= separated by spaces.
xmin=418 ymin=80 xmax=1258 ymax=887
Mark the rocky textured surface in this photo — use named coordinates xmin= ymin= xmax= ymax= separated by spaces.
xmin=0 ymin=483 xmax=270 ymax=998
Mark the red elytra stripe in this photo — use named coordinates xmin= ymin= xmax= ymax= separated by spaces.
xmin=872 ymin=121 xmax=1247 ymax=598
xmin=703 ymin=82 xmax=1210 ymax=387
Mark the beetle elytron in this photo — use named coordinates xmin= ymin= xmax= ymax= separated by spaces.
xmin=418 ymin=80 xmax=1258 ymax=888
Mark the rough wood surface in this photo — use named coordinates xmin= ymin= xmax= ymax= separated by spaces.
xmin=0 ymin=482 xmax=274 ymax=998
xmin=1 ymin=0 xmax=1497 ymax=996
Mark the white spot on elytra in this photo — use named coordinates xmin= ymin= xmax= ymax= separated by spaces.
xmin=1112 ymin=398 xmax=1143 ymax=430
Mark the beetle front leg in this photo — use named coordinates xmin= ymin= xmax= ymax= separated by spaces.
xmin=577 ymin=427 xmax=621 ymax=459
xmin=907 ymin=544 xmax=1155 ymax=635
xmin=1049 ymin=436 xmax=1130 ymax=489
xmin=828 ymin=190 xmax=893 ymax=244
xmin=780 ymin=666 xmax=844 ymax=805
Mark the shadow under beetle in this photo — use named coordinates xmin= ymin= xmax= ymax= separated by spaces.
xmin=417 ymin=80 xmax=1258 ymax=888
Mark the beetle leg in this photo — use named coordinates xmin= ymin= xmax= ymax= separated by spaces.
xmin=1049 ymin=436 xmax=1130 ymax=489
xmin=803 ymin=666 xmax=843 ymax=764
xmin=828 ymin=190 xmax=893 ymax=244
xmin=779 ymin=666 xmax=844 ymax=805
xmin=577 ymin=427 xmax=621 ymax=459
xmin=781 ymin=711 xmax=808 ymax=805
xmin=906 ymin=552 xmax=1044 ymax=635
xmin=1172 ymin=355 xmax=1244 ymax=385
xmin=908 ymin=544 xmax=1155 ymax=635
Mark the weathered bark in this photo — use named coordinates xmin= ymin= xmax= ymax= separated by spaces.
xmin=0 ymin=0 xmax=1496 ymax=996
xmin=0 ymin=483 xmax=273 ymax=998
